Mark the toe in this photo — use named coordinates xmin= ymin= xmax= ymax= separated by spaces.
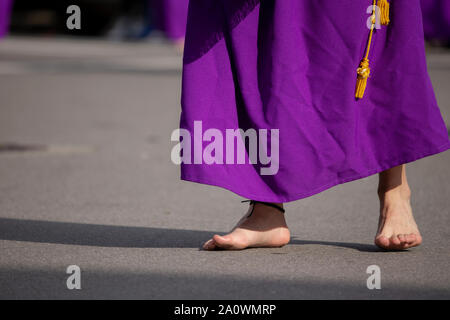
xmin=375 ymin=235 xmax=390 ymax=249
xmin=405 ymin=233 xmax=416 ymax=244
xmin=415 ymin=234 xmax=423 ymax=245
xmin=203 ymin=238 xmax=216 ymax=251
xmin=213 ymin=234 xmax=234 ymax=249
xmin=408 ymin=233 xmax=423 ymax=248
xmin=397 ymin=234 xmax=406 ymax=243
xmin=202 ymin=239 xmax=210 ymax=250
xmin=390 ymin=235 xmax=401 ymax=246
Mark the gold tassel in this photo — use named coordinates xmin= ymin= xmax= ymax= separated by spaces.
xmin=355 ymin=0 xmax=381 ymax=99
xmin=377 ymin=0 xmax=390 ymax=26
xmin=355 ymin=58 xmax=370 ymax=99
xmin=355 ymin=0 xmax=391 ymax=99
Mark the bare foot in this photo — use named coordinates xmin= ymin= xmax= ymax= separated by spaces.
xmin=375 ymin=186 xmax=422 ymax=250
xmin=203 ymin=202 xmax=290 ymax=250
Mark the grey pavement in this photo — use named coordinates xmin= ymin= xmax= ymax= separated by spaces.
xmin=0 ymin=36 xmax=449 ymax=299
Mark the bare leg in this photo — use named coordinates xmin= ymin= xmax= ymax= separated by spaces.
xmin=375 ymin=164 xmax=422 ymax=250
xmin=203 ymin=202 xmax=290 ymax=250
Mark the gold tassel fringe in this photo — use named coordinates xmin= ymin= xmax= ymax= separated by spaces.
xmin=355 ymin=58 xmax=370 ymax=99
xmin=377 ymin=0 xmax=390 ymax=26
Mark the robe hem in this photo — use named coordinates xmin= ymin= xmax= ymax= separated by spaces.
xmin=180 ymin=141 xmax=450 ymax=203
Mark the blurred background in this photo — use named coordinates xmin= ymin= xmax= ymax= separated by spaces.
xmin=2 ymin=0 xmax=188 ymax=45
xmin=2 ymin=0 xmax=450 ymax=44
xmin=0 ymin=0 xmax=449 ymax=299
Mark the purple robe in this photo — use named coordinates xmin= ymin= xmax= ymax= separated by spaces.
xmin=421 ymin=0 xmax=450 ymax=41
xmin=179 ymin=0 xmax=450 ymax=203
xmin=151 ymin=0 xmax=189 ymax=40
xmin=0 ymin=0 xmax=13 ymax=38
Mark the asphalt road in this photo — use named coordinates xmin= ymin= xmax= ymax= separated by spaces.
xmin=0 ymin=36 xmax=449 ymax=299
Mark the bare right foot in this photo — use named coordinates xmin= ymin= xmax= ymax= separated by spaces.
xmin=375 ymin=165 xmax=422 ymax=250
xmin=375 ymin=188 xmax=422 ymax=250
xmin=203 ymin=201 xmax=290 ymax=250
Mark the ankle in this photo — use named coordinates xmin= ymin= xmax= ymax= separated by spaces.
xmin=253 ymin=203 xmax=284 ymax=214
xmin=378 ymin=184 xmax=411 ymax=202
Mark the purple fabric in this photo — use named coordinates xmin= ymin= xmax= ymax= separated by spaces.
xmin=180 ymin=0 xmax=450 ymax=203
xmin=421 ymin=0 xmax=450 ymax=41
xmin=0 ymin=0 xmax=13 ymax=38
xmin=151 ymin=0 xmax=189 ymax=40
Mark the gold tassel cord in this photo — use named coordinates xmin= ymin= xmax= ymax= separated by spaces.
xmin=355 ymin=0 xmax=377 ymax=99
xmin=355 ymin=0 xmax=390 ymax=99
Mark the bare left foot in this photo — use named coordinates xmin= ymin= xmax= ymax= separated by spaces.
xmin=203 ymin=202 xmax=290 ymax=251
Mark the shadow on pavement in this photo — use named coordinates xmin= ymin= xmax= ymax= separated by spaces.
xmin=0 ymin=217 xmax=381 ymax=252
xmin=0 ymin=266 xmax=449 ymax=299
xmin=289 ymin=238 xmax=381 ymax=253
